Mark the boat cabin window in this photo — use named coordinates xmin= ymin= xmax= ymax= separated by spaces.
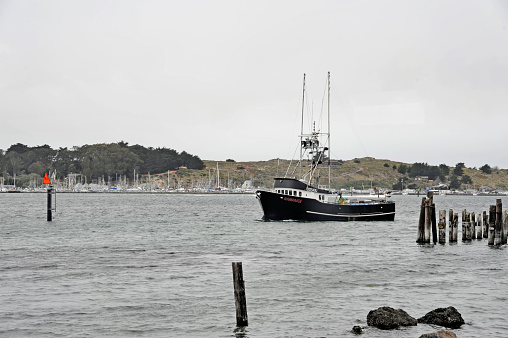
xmin=299 ymin=191 xmax=302 ymax=197
xmin=285 ymin=190 xmax=288 ymax=195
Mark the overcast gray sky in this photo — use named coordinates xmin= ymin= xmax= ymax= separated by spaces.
xmin=1 ymin=0 xmax=507 ymax=168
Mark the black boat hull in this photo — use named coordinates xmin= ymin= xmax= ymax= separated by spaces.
xmin=256 ymin=190 xmax=395 ymax=221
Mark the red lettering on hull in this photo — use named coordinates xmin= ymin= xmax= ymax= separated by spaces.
xmin=283 ymin=197 xmax=302 ymax=203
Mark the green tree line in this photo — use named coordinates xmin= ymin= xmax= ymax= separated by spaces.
xmin=0 ymin=142 xmax=204 ymax=187
xmin=394 ymin=162 xmax=494 ymax=190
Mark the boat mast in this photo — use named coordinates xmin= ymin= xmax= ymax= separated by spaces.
xmin=300 ymin=73 xmax=306 ymax=179
xmin=327 ymin=71 xmax=331 ymax=190
xmin=216 ymin=162 xmax=219 ymax=188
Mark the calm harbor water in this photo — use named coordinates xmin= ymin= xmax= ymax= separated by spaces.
xmin=1 ymin=193 xmax=507 ymax=337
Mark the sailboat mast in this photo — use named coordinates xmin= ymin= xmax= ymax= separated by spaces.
xmin=327 ymin=71 xmax=331 ymax=189
xmin=216 ymin=162 xmax=219 ymax=188
xmin=300 ymin=73 xmax=306 ymax=179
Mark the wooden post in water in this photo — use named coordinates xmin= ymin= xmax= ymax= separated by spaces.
xmin=431 ymin=203 xmax=437 ymax=244
xmin=438 ymin=210 xmax=446 ymax=244
xmin=461 ymin=209 xmax=467 ymax=241
xmin=488 ymin=205 xmax=496 ymax=245
xmin=232 ymin=262 xmax=248 ymax=326
xmin=471 ymin=212 xmax=476 ymax=239
xmin=503 ymin=210 xmax=508 ymax=244
xmin=495 ymin=199 xmax=502 ymax=246
xmin=424 ymin=199 xmax=431 ymax=243
xmin=483 ymin=211 xmax=488 ymax=238
xmin=465 ymin=213 xmax=472 ymax=241
xmin=476 ymin=212 xmax=482 ymax=239
xmin=47 ymin=185 xmax=53 ymax=222
xmin=448 ymin=209 xmax=454 ymax=242
xmin=452 ymin=213 xmax=458 ymax=242
xmin=425 ymin=191 xmax=434 ymax=243
xmin=416 ymin=197 xmax=426 ymax=243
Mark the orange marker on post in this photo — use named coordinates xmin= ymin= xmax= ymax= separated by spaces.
xmin=44 ymin=173 xmax=53 ymax=221
xmin=43 ymin=173 xmax=51 ymax=185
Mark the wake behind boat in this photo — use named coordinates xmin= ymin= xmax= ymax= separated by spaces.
xmin=256 ymin=72 xmax=395 ymax=221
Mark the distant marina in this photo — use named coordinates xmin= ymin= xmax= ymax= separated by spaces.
xmin=0 ymin=182 xmax=257 ymax=194
xmin=1 ymin=157 xmax=507 ymax=196
xmin=1 ymin=177 xmax=257 ymax=194
xmin=2 ymin=181 xmax=508 ymax=196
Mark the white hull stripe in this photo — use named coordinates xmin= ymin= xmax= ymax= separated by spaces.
xmin=306 ymin=211 xmax=395 ymax=218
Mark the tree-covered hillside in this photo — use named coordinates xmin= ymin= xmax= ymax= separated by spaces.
xmin=0 ymin=142 xmax=204 ymax=187
xmin=1 ymin=142 xmax=507 ymax=192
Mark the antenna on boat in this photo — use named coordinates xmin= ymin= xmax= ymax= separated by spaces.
xmin=300 ymin=73 xmax=306 ymax=179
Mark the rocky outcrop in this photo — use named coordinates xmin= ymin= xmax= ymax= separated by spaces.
xmin=417 ymin=306 xmax=465 ymax=329
xmin=419 ymin=330 xmax=457 ymax=338
xmin=367 ymin=306 xmax=417 ymax=330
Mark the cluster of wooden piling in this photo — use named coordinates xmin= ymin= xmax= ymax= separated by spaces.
xmin=417 ymin=192 xmax=507 ymax=245
xmin=416 ymin=191 xmax=438 ymax=243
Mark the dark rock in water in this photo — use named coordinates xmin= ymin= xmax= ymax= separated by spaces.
xmin=419 ymin=330 xmax=457 ymax=338
xmin=367 ymin=306 xmax=417 ymax=330
xmin=351 ymin=325 xmax=362 ymax=334
xmin=418 ymin=306 xmax=465 ymax=329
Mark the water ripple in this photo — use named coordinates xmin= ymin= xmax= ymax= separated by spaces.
xmin=0 ymin=193 xmax=507 ymax=337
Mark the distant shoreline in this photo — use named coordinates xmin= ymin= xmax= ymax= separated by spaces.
xmin=2 ymin=191 xmax=507 ymax=197
xmin=0 ymin=190 xmax=256 ymax=195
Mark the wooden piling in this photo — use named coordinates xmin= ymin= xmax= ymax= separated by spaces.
xmin=431 ymin=203 xmax=437 ymax=244
xmin=438 ymin=210 xmax=446 ymax=244
xmin=476 ymin=212 xmax=482 ymax=239
xmin=427 ymin=190 xmax=434 ymax=204
xmin=495 ymin=199 xmax=502 ymax=245
xmin=483 ymin=211 xmax=488 ymax=238
xmin=465 ymin=213 xmax=472 ymax=241
xmin=461 ymin=209 xmax=467 ymax=241
xmin=471 ymin=212 xmax=476 ymax=239
xmin=424 ymin=199 xmax=431 ymax=243
xmin=416 ymin=197 xmax=426 ymax=243
xmin=488 ymin=205 xmax=496 ymax=245
xmin=47 ymin=185 xmax=53 ymax=222
xmin=449 ymin=211 xmax=454 ymax=242
xmin=232 ymin=262 xmax=248 ymax=326
xmin=452 ymin=213 xmax=458 ymax=242
xmin=503 ymin=210 xmax=508 ymax=244
xmin=425 ymin=192 xmax=436 ymax=243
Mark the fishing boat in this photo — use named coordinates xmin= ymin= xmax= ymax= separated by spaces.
xmin=256 ymin=72 xmax=395 ymax=221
